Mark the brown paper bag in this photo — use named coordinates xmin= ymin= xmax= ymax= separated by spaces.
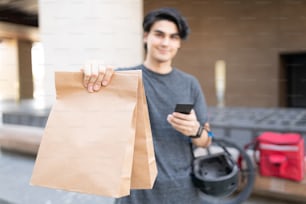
xmin=30 ymin=71 xmax=157 ymax=198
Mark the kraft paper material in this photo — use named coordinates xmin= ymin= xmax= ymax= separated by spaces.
xmin=30 ymin=70 xmax=157 ymax=198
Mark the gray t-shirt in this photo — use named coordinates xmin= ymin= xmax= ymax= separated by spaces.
xmin=115 ymin=64 xmax=207 ymax=204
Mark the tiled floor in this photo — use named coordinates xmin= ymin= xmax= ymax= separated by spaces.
xmin=0 ymin=199 xmax=11 ymax=204
xmin=245 ymin=196 xmax=297 ymax=204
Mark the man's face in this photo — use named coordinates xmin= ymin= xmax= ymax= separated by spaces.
xmin=144 ymin=20 xmax=181 ymax=64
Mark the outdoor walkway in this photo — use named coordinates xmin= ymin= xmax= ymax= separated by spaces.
xmin=0 ymin=150 xmax=294 ymax=204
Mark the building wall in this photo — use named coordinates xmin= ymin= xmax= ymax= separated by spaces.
xmin=144 ymin=0 xmax=306 ymax=107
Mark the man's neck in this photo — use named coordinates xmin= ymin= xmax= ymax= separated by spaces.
xmin=143 ymin=59 xmax=172 ymax=74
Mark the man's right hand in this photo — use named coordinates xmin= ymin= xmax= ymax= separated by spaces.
xmin=81 ymin=60 xmax=114 ymax=93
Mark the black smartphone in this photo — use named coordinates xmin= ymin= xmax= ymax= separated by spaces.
xmin=174 ymin=104 xmax=194 ymax=114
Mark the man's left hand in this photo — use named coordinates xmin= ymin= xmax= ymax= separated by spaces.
xmin=167 ymin=109 xmax=200 ymax=137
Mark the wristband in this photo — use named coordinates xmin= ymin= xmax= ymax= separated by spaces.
xmin=189 ymin=125 xmax=204 ymax=138
xmin=207 ymin=130 xmax=214 ymax=138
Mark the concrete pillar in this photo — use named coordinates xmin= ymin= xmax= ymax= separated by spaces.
xmin=0 ymin=38 xmax=19 ymax=101
xmin=39 ymin=0 xmax=143 ymax=105
xmin=17 ymin=39 xmax=34 ymax=99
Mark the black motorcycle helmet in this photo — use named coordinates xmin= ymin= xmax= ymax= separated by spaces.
xmin=192 ymin=151 xmax=239 ymax=197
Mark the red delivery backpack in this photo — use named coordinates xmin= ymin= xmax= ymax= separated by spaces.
xmin=257 ymin=132 xmax=305 ymax=181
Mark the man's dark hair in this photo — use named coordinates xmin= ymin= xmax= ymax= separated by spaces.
xmin=143 ymin=7 xmax=190 ymax=40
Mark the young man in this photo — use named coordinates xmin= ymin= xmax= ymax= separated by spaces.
xmin=83 ymin=7 xmax=211 ymax=204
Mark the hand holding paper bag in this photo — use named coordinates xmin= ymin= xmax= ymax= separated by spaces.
xmin=30 ymin=71 xmax=157 ymax=198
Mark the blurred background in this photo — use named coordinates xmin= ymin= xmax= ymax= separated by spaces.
xmin=0 ymin=0 xmax=305 ymax=203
